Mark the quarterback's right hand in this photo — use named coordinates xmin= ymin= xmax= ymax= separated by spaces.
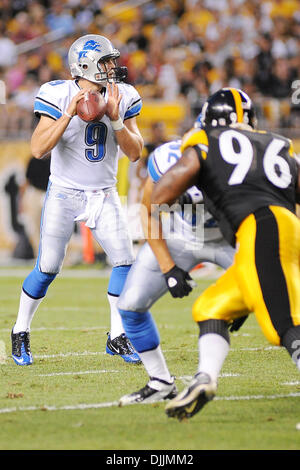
xmin=163 ymin=265 xmax=196 ymax=298
xmin=66 ymin=89 xmax=87 ymax=117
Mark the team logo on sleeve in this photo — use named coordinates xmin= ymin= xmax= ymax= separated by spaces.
xmin=78 ymin=40 xmax=102 ymax=60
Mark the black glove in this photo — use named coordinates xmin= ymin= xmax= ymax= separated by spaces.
xmin=228 ymin=315 xmax=249 ymax=332
xmin=178 ymin=192 xmax=192 ymax=208
xmin=164 ymin=265 xmax=195 ymax=298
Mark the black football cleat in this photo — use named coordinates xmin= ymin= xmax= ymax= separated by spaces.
xmin=165 ymin=372 xmax=216 ymax=420
xmin=106 ymin=332 xmax=141 ymax=364
xmin=11 ymin=329 xmax=33 ymax=366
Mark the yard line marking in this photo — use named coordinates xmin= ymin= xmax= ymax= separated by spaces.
xmin=0 ymin=402 xmax=119 ymax=414
xmin=282 ymin=381 xmax=300 ymax=386
xmin=36 ymin=369 xmax=121 ymax=377
xmin=0 ymin=392 xmax=299 ymax=415
xmin=219 ymin=373 xmax=241 ymax=377
xmin=20 ymin=346 xmax=283 ymax=360
xmin=0 ymin=340 xmax=7 ymax=364
xmin=0 ymin=326 xmax=108 ymax=332
xmin=35 ymin=351 xmax=106 ymax=359
xmin=0 ymin=346 xmax=283 ymax=362
xmin=37 ymin=371 xmax=240 ymax=379
xmin=160 ymin=346 xmax=280 ymax=353
xmin=214 ymin=392 xmax=300 ymax=401
xmin=232 ymin=333 xmax=251 ymax=337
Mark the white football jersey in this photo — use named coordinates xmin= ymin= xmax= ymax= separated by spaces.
xmin=34 ymin=79 xmax=142 ymax=190
xmin=147 ymin=140 xmax=223 ymax=243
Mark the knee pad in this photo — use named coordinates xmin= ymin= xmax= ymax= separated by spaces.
xmin=108 ymin=265 xmax=131 ymax=296
xmin=119 ymin=309 xmax=160 ymax=353
xmin=23 ymin=265 xmax=57 ymax=299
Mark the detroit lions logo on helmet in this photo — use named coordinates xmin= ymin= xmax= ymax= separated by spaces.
xmin=78 ymin=40 xmax=102 ymax=60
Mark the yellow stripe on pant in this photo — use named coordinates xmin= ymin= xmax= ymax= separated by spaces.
xmin=192 ymin=206 xmax=300 ymax=346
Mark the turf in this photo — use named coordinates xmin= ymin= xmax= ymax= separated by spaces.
xmin=0 ymin=271 xmax=299 ymax=451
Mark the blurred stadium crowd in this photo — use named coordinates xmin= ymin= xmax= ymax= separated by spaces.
xmin=0 ymin=0 xmax=299 ymax=140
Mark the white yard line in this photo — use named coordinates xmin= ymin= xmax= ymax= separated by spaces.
xmin=282 ymin=381 xmax=300 ymax=386
xmin=36 ymin=371 xmax=240 ymax=379
xmin=0 ymin=326 xmax=108 ymax=332
xmin=0 ymin=345 xmax=282 ymax=361
xmin=36 ymin=369 xmax=121 ymax=377
xmin=33 ymin=347 xmax=280 ymax=360
xmin=0 ymin=402 xmax=119 ymax=414
xmin=214 ymin=392 xmax=300 ymax=401
xmin=0 ymin=392 xmax=299 ymax=415
xmin=35 ymin=351 xmax=106 ymax=359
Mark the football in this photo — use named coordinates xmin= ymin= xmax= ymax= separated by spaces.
xmin=77 ymin=91 xmax=107 ymax=122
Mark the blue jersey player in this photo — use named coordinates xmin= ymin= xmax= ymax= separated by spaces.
xmin=118 ymin=122 xmax=236 ymax=405
xmin=11 ymin=35 xmax=143 ymax=366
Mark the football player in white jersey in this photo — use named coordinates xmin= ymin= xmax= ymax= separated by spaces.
xmin=118 ymin=116 xmax=238 ymax=405
xmin=11 ymin=34 xmax=144 ymax=366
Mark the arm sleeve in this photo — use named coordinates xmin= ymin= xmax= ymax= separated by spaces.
xmin=34 ymin=83 xmax=63 ymax=120
xmin=124 ymin=87 xmax=142 ymax=120
xmin=147 ymin=152 xmax=162 ymax=183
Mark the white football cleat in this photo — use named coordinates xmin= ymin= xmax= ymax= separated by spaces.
xmin=119 ymin=377 xmax=177 ymax=406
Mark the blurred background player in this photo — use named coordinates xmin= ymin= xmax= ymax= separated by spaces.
xmin=118 ymin=115 xmax=238 ymax=405
xmin=11 ymin=34 xmax=143 ymax=366
xmin=20 ymin=153 xmax=51 ymax=257
xmin=149 ymin=88 xmax=300 ymax=420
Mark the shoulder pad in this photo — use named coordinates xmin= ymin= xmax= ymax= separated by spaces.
xmin=181 ymin=128 xmax=209 ymax=159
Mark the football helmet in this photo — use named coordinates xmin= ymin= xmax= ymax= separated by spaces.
xmin=201 ymin=88 xmax=257 ymax=128
xmin=68 ymin=34 xmax=127 ymax=84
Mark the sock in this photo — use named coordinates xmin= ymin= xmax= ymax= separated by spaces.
xmin=107 ymin=265 xmax=131 ymax=340
xmin=197 ymin=333 xmax=230 ymax=382
xmin=13 ymin=289 xmax=44 ymax=333
xmin=139 ymin=346 xmax=172 ymax=384
xmin=107 ymin=294 xmax=124 ymax=340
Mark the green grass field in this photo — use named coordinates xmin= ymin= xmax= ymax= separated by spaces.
xmin=0 ymin=268 xmax=300 ymax=451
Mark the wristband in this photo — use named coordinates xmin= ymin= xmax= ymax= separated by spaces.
xmin=64 ymin=111 xmax=73 ymax=119
xmin=110 ymin=116 xmax=124 ymax=131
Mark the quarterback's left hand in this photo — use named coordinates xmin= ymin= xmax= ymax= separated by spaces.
xmin=106 ymin=82 xmax=122 ymax=120
xmin=163 ymin=265 xmax=196 ymax=298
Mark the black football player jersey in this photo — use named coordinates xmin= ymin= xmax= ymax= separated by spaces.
xmin=180 ymin=126 xmax=298 ymax=246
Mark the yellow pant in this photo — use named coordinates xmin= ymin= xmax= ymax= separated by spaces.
xmin=192 ymin=206 xmax=300 ymax=345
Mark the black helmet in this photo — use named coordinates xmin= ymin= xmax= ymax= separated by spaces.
xmin=201 ymin=88 xmax=257 ymax=128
